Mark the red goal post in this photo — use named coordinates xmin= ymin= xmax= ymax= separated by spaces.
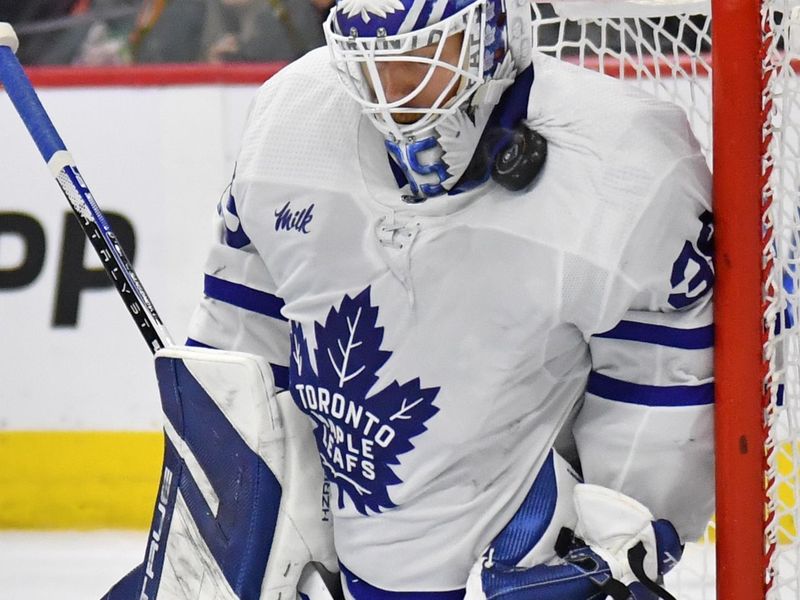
xmin=710 ymin=2 xmax=766 ymax=599
xmin=533 ymin=0 xmax=799 ymax=598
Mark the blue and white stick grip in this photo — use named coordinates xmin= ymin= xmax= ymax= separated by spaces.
xmin=0 ymin=22 xmax=68 ymax=163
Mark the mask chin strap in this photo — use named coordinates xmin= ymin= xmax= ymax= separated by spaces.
xmin=451 ymin=65 xmax=547 ymax=194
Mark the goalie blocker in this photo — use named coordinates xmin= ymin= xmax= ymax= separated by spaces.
xmin=102 ymin=346 xmax=338 ymax=600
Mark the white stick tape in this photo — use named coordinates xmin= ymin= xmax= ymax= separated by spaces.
xmin=0 ymin=22 xmax=19 ymax=54
xmin=47 ymin=149 xmax=77 ymax=178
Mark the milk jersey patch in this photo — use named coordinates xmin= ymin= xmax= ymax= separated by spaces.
xmin=274 ymin=201 xmax=315 ymax=234
xmin=289 ymin=287 xmax=440 ymax=515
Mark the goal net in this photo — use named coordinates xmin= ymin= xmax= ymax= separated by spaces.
xmin=531 ymin=0 xmax=800 ymax=598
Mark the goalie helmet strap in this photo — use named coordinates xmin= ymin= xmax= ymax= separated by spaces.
xmin=450 ymin=65 xmax=539 ymax=194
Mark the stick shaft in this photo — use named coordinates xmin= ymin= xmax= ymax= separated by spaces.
xmin=0 ymin=44 xmax=173 ymax=353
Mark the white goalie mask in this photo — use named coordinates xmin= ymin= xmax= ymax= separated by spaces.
xmin=324 ymin=0 xmax=533 ymax=200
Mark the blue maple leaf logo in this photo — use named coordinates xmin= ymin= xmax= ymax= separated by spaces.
xmin=289 ymin=287 xmax=440 ymax=514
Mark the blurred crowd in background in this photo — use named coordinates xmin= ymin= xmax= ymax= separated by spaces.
xmin=0 ymin=1 xmax=709 ymax=67
xmin=0 ymin=0 xmax=334 ymax=65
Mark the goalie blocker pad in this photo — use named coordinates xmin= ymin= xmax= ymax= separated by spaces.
xmin=102 ymin=346 xmax=337 ymax=600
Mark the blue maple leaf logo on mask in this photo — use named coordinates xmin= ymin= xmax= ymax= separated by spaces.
xmin=289 ymin=287 xmax=440 ymax=515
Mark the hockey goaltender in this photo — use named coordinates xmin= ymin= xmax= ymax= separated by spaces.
xmin=103 ymin=1 xmax=714 ymax=599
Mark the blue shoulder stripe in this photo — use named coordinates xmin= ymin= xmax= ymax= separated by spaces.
xmin=595 ymin=321 xmax=713 ymax=350
xmin=204 ymin=274 xmax=287 ymax=322
xmin=587 ymin=371 xmax=714 ymax=407
xmin=185 ymin=338 xmax=290 ymax=390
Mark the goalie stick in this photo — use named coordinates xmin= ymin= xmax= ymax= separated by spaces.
xmin=0 ymin=23 xmax=338 ymax=600
xmin=0 ymin=22 xmax=172 ymax=353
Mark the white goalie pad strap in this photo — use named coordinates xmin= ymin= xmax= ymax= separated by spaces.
xmin=572 ymin=483 xmax=658 ymax=583
xmin=125 ymin=347 xmax=336 ymax=600
xmin=298 ymin=564 xmax=338 ymax=600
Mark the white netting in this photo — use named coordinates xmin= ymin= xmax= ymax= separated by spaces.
xmin=532 ymin=2 xmax=712 ymax=156
xmin=764 ymin=1 xmax=800 ymax=598
xmin=531 ymin=0 xmax=800 ymax=597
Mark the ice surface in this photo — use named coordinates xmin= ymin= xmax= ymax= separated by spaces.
xmin=0 ymin=531 xmax=719 ymax=599
xmin=0 ymin=531 xmax=146 ymax=600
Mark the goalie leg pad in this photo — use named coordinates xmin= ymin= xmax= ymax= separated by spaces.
xmin=102 ymin=346 xmax=336 ymax=600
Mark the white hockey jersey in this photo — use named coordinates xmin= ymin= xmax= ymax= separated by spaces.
xmin=187 ymin=47 xmax=714 ymax=593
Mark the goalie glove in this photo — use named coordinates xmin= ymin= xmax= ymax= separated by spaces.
xmin=466 ymin=483 xmax=683 ymax=600
xmin=565 ymin=483 xmax=684 ymax=599
xmin=472 ymin=536 xmax=625 ymax=600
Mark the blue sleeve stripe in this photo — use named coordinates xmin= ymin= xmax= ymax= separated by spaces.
xmin=185 ymin=338 xmax=213 ymax=349
xmin=271 ymin=364 xmax=290 ymax=390
xmin=185 ymin=338 xmax=290 ymax=390
xmin=595 ymin=321 xmax=713 ymax=350
xmin=204 ymin=274 xmax=287 ymax=321
xmin=587 ymin=371 xmax=714 ymax=407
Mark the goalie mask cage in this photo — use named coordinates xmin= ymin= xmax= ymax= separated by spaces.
xmin=531 ymin=0 xmax=799 ymax=598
